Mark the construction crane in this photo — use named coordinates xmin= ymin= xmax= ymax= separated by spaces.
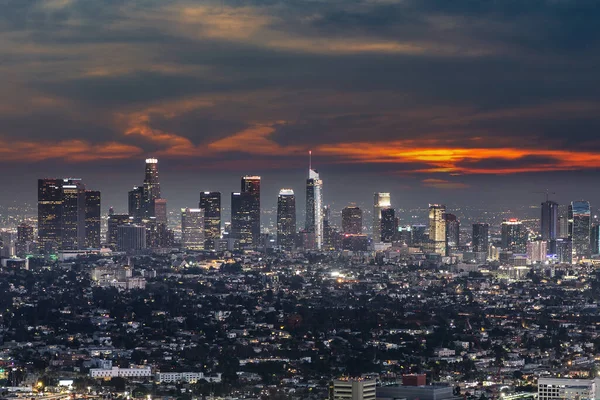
xmin=534 ymin=190 xmax=556 ymax=202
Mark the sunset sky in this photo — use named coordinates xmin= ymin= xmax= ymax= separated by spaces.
xmin=1 ymin=0 xmax=600 ymax=212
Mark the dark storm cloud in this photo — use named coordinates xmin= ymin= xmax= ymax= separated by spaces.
xmin=456 ymin=155 xmax=563 ymax=172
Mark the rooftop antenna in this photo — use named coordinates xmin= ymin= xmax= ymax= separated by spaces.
xmin=309 ymin=150 xmax=312 ymax=170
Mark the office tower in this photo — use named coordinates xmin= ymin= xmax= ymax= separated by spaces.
xmin=527 ymin=240 xmax=547 ymax=263
xmin=231 ymin=192 xmax=255 ymax=247
xmin=61 ymin=179 xmax=86 ymax=250
xmin=145 ymin=217 xmax=173 ymax=248
xmin=153 ymin=198 xmax=168 ymax=225
xmin=428 ymin=204 xmax=446 ymax=255
xmin=373 ymin=192 xmax=391 ymax=242
xmin=592 ymin=224 xmax=600 ymax=255
xmin=322 ymin=205 xmax=339 ymax=251
xmin=17 ymin=223 xmax=34 ymax=243
xmin=380 ymin=207 xmax=396 ymax=243
xmin=239 ymin=176 xmax=261 ymax=246
xmin=342 ymin=206 xmax=362 ymax=234
xmin=397 ymin=225 xmax=412 ymax=245
xmin=472 ymin=223 xmax=489 ymax=253
xmin=411 ymin=224 xmax=427 ymax=246
xmin=541 ymin=200 xmax=558 ymax=241
xmin=569 ymin=200 xmax=591 ymax=261
xmin=38 ymin=179 xmax=64 ymax=250
xmin=501 ymin=219 xmax=527 ymax=253
xmin=332 ymin=378 xmax=376 ymax=400
xmin=181 ymin=208 xmax=204 ymax=250
xmin=445 ymin=213 xmax=459 ymax=255
xmin=38 ymin=178 xmax=96 ymax=252
xmin=555 ymin=238 xmax=572 ymax=264
xmin=108 ymin=207 xmax=114 ymax=216
xmin=200 ymin=191 xmax=221 ymax=250
xmin=128 ymin=186 xmax=144 ymax=220
xmin=107 ymin=214 xmax=132 ymax=249
xmin=557 ymin=204 xmax=569 ymax=238
xmin=142 ymin=158 xmax=161 ymax=218
xmin=117 ymin=225 xmax=147 ymax=253
xmin=306 ymin=162 xmax=323 ymax=249
xmin=84 ymin=190 xmax=101 ymax=248
xmin=277 ymin=189 xmax=296 ymax=249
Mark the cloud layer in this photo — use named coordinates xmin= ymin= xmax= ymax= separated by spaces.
xmin=1 ymin=0 xmax=599 ymax=184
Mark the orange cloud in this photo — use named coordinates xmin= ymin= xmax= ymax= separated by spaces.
xmin=208 ymin=122 xmax=302 ymax=155
xmin=0 ymin=138 xmax=142 ymax=162
xmin=422 ymin=178 xmax=469 ymax=189
xmin=316 ymin=141 xmax=600 ymax=174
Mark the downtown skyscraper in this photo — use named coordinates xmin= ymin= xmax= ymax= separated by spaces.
xmin=472 ymin=223 xmax=489 ymax=254
xmin=277 ymin=189 xmax=296 ymax=249
xmin=181 ymin=208 xmax=205 ymax=250
xmin=373 ymin=192 xmax=391 ymax=242
xmin=569 ymin=200 xmax=591 ymax=260
xmin=305 ymin=157 xmax=323 ymax=249
xmin=428 ymin=204 xmax=446 ymax=255
xmin=342 ymin=206 xmax=363 ymax=235
xmin=200 ymin=191 xmax=221 ymax=250
xmin=231 ymin=176 xmax=261 ymax=247
xmin=38 ymin=178 xmax=100 ymax=252
xmin=541 ymin=200 xmax=558 ymax=241
xmin=129 ymin=158 xmax=164 ymax=221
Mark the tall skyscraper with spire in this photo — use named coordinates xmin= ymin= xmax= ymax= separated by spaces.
xmin=373 ymin=192 xmax=391 ymax=242
xmin=305 ymin=151 xmax=323 ymax=249
xmin=541 ymin=200 xmax=558 ymax=241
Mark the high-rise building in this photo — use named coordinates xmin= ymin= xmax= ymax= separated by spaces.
xmin=142 ymin=158 xmax=161 ymax=218
xmin=373 ymin=192 xmax=391 ymax=242
xmin=17 ymin=223 xmax=34 ymax=243
xmin=107 ymin=214 xmax=133 ymax=249
xmin=569 ymin=200 xmax=591 ymax=261
xmin=181 ymin=208 xmax=204 ymax=250
xmin=411 ymin=224 xmax=427 ymax=246
xmin=153 ymin=198 xmax=168 ymax=225
xmin=555 ymin=238 xmax=572 ymax=263
xmin=445 ymin=213 xmax=459 ymax=255
xmin=38 ymin=178 xmax=98 ymax=252
xmin=277 ymin=189 xmax=296 ymax=249
xmin=200 ymin=191 xmax=221 ymax=250
xmin=306 ymin=165 xmax=323 ymax=249
xmin=380 ymin=207 xmax=396 ymax=243
xmin=428 ymin=204 xmax=446 ymax=255
xmin=342 ymin=206 xmax=362 ymax=235
xmin=84 ymin=190 xmax=101 ymax=248
xmin=592 ymin=224 xmax=600 ymax=255
xmin=117 ymin=225 xmax=147 ymax=253
xmin=61 ymin=179 xmax=86 ymax=251
xmin=557 ymin=204 xmax=569 ymax=238
xmin=472 ymin=223 xmax=489 ymax=253
xmin=332 ymin=378 xmax=376 ymax=400
xmin=240 ymin=176 xmax=261 ymax=246
xmin=128 ymin=186 xmax=144 ymax=220
xmin=501 ymin=219 xmax=527 ymax=253
xmin=231 ymin=192 xmax=252 ymax=247
xmin=541 ymin=200 xmax=558 ymax=241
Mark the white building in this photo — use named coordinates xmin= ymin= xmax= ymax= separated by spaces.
xmin=89 ymin=366 xmax=152 ymax=379
xmin=538 ymin=377 xmax=595 ymax=400
xmin=333 ymin=378 xmax=376 ymax=400
xmin=155 ymin=372 xmax=222 ymax=384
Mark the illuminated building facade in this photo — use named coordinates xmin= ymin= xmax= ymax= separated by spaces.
xmin=342 ymin=206 xmax=362 ymax=235
xmin=380 ymin=207 xmax=396 ymax=243
xmin=305 ymin=168 xmax=323 ymax=249
xmin=444 ymin=213 xmax=459 ymax=255
xmin=181 ymin=208 xmax=205 ymax=250
xmin=107 ymin=214 xmax=133 ymax=249
xmin=428 ymin=204 xmax=446 ymax=255
xmin=373 ymin=192 xmax=391 ymax=242
xmin=501 ymin=219 xmax=527 ymax=253
xmin=84 ymin=190 xmax=101 ymax=248
xmin=472 ymin=223 xmax=489 ymax=253
xmin=200 ymin=191 xmax=221 ymax=250
xmin=569 ymin=200 xmax=591 ymax=261
xmin=277 ymin=189 xmax=296 ymax=249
